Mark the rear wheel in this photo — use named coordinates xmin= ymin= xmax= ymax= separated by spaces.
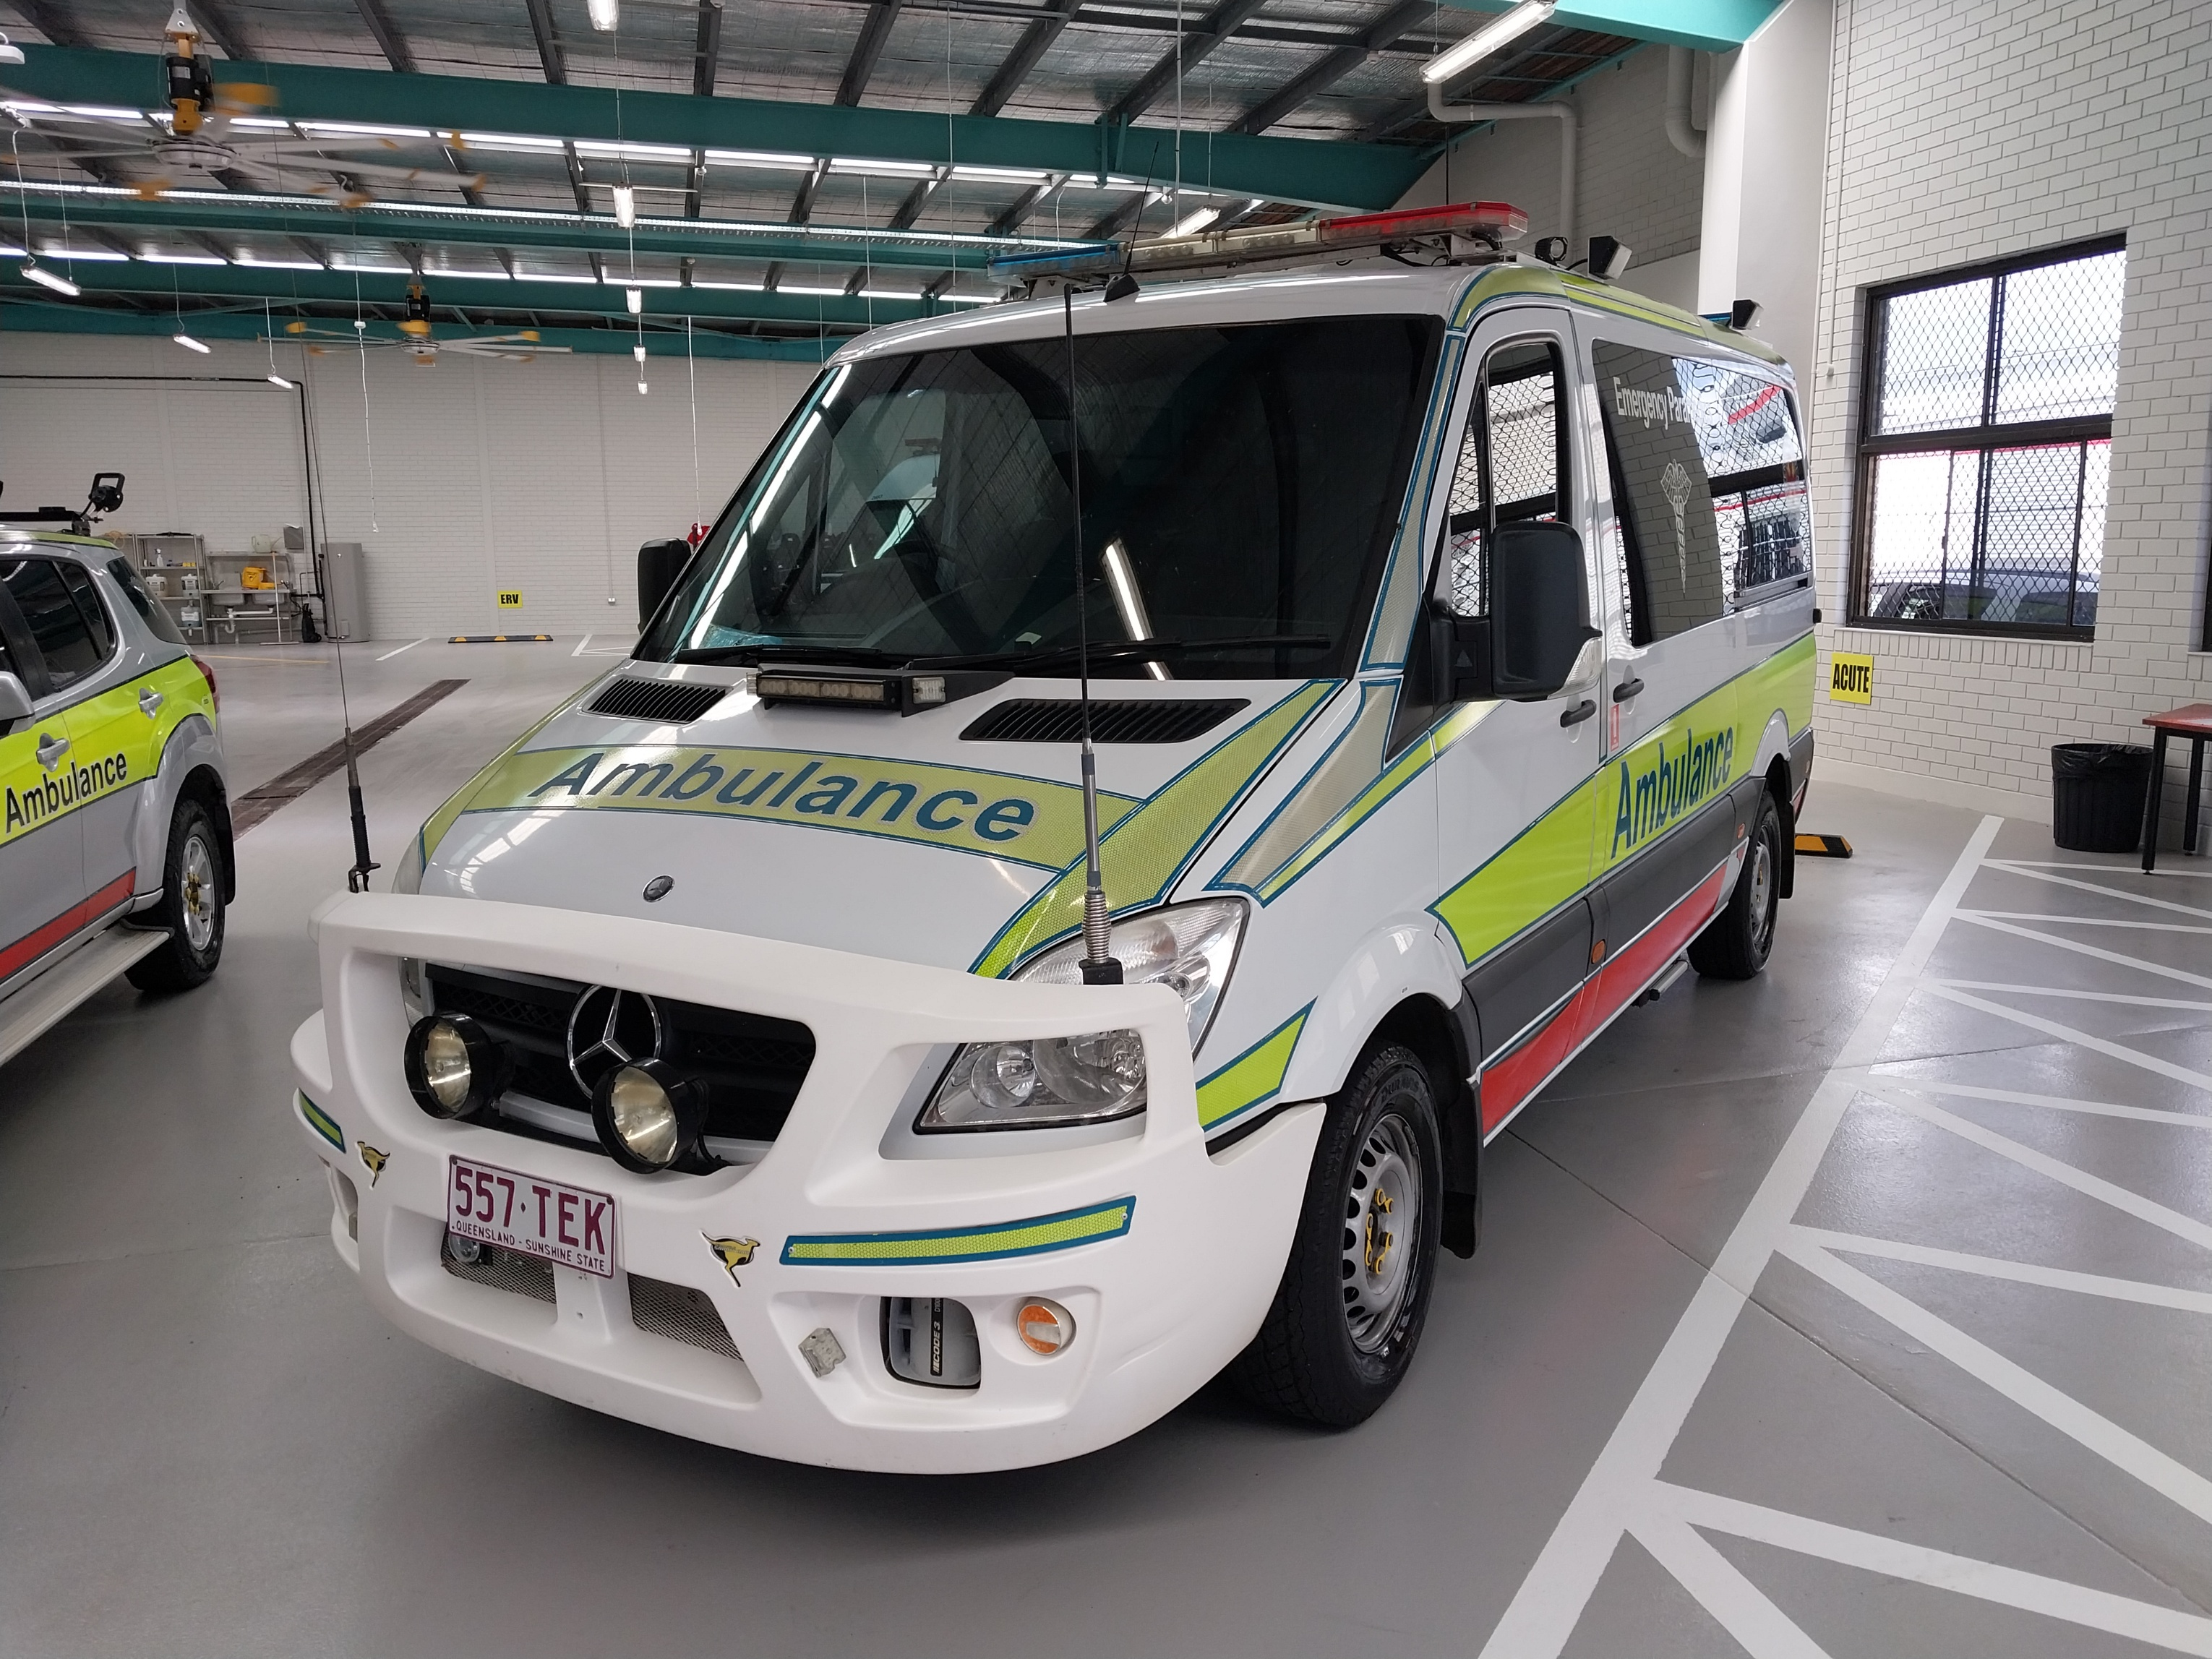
xmin=1689 ymin=789 xmax=1780 ymax=980
xmin=1228 ymin=1042 xmax=1443 ymax=1427
xmin=127 ymin=794 xmax=226 ymax=993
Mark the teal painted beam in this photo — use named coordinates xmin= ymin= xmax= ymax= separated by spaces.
xmin=0 ymin=260 xmax=922 ymax=327
xmin=0 ymin=299 xmax=842 ymax=360
xmin=0 ymin=260 xmax=921 ymax=327
xmin=3 ymin=184 xmax=1060 ymax=274
xmin=7 ymin=47 xmax=1428 ymax=213
xmin=1433 ymin=0 xmax=1783 ymax=51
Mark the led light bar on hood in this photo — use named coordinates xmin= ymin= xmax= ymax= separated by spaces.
xmin=987 ymin=201 xmax=1527 ymax=289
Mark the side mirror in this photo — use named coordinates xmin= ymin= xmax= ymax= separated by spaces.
xmin=636 ymin=537 xmax=693 ymax=625
xmin=1430 ymin=520 xmax=1599 ymax=703
xmin=0 ymin=670 xmax=34 ymax=726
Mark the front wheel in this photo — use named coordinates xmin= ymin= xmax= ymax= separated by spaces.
xmin=1689 ymin=789 xmax=1781 ymax=980
xmin=127 ymin=794 xmax=226 ymax=993
xmin=1228 ymin=1042 xmax=1443 ymax=1427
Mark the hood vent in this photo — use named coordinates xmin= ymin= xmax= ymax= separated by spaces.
xmin=961 ymin=698 xmax=1248 ymax=744
xmin=586 ymin=678 xmax=727 ymax=724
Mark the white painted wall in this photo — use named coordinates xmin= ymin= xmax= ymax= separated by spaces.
xmin=1397 ymin=42 xmax=1707 ymax=281
xmin=1804 ymin=0 xmax=2212 ymax=835
xmin=0 ymin=330 xmax=818 ymax=638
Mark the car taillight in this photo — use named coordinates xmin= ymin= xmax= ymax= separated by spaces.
xmin=190 ymin=653 xmax=218 ymax=712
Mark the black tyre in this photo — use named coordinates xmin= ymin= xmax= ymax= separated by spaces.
xmin=1229 ymin=1042 xmax=1443 ymax=1427
xmin=1689 ymin=788 xmax=1781 ymax=981
xmin=127 ymin=794 xmax=226 ymax=993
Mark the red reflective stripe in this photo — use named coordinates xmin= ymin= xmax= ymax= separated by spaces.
xmin=1477 ymin=867 xmax=1729 ymax=1136
xmin=0 ymin=870 xmax=137 ymax=982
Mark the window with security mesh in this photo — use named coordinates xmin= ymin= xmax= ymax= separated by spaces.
xmin=1438 ymin=338 xmax=1568 ymax=619
xmin=1853 ymin=239 xmax=2125 ymax=637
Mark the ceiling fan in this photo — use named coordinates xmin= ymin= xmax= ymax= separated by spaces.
xmin=283 ymin=282 xmax=573 ymax=366
xmin=1 ymin=6 xmax=483 ymax=205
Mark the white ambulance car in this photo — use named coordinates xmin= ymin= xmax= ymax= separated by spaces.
xmin=288 ymin=203 xmax=1817 ymax=1472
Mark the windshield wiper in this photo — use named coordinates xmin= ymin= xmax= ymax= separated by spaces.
xmin=912 ymin=634 xmax=1332 ymax=673
xmin=670 ymin=642 xmax=906 ymax=666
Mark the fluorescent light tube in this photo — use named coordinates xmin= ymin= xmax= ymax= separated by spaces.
xmin=1421 ymin=0 xmax=1554 ymax=85
xmin=612 ymin=185 xmax=637 ymax=228
xmin=173 ymin=332 xmax=211 ymax=353
xmin=1168 ymin=207 xmax=1219 ymax=239
xmin=588 ymin=0 xmax=618 ymax=30
xmin=20 ymin=260 xmax=80 ymax=295
xmin=626 ymin=286 xmax=643 ymax=314
xmin=267 ymin=373 xmax=295 ymax=389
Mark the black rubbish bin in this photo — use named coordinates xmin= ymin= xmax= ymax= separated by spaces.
xmin=2051 ymin=742 xmax=2153 ymax=853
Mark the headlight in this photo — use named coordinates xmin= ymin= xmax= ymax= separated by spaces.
xmin=403 ymin=1013 xmax=512 ymax=1120
xmin=1008 ymin=898 xmax=1246 ymax=1048
xmin=390 ymin=833 xmax=425 ymax=894
xmin=918 ymin=1028 xmax=1147 ymax=1132
xmin=592 ymin=1058 xmax=707 ymax=1173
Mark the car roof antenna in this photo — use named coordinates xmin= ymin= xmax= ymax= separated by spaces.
xmin=1063 ymin=283 xmax=1121 ymax=985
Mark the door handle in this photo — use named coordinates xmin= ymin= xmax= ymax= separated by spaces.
xmin=1612 ymin=676 xmax=1645 ymax=703
xmin=139 ymin=685 xmax=164 ymax=717
xmin=1560 ymin=699 xmax=1598 ymax=728
xmin=36 ymin=731 xmax=70 ymax=771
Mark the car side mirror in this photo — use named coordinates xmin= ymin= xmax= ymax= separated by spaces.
xmin=0 ymin=670 xmax=33 ymax=726
xmin=636 ymin=537 xmax=693 ymax=625
xmin=1429 ymin=520 xmax=1599 ymax=703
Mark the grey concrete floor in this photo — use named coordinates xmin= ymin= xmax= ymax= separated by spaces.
xmin=2 ymin=640 xmax=2208 ymax=1658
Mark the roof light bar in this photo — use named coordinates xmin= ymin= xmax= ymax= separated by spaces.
xmin=986 ymin=200 xmax=1527 ymax=288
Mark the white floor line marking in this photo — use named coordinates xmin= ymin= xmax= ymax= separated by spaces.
xmin=1473 ymin=815 xmax=2005 ymax=1659
xmin=1868 ymin=1079 xmax=2212 ymax=1131
xmin=1934 ymin=980 xmax=2212 ymax=1013
xmin=374 ymin=637 xmax=429 ymax=661
xmin=1979 ymin=866 xmax=2212 ymax=922
xmin=1626 ymin=1511 xmax=1836 ymax=1658
xmin=1993 ymin=860 xmax=2212 ymax=881
xmin=1653 ymin=1484 xmax=2212 ymax=1655
xmin=1917 ymin=984 xmax=2212 ymax=1093
xmin=1779 ymin=1238 xmax=2212 ymax=1525
xmin=1966 ymin=911 xmax=2212 ymax=936
xmin=1863 ymin=1084 xmax=2212 ymax=1251
xmin=1793 ymin=1226 xmax=2212 ymax=1315
xmin=1954 ymin=914 xmax=2212 ymax=990
xmin=571 ymin=633 xmax=592 ymax=657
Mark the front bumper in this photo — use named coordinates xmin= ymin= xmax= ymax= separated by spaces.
xmin=291 ymin=893 xmax=1322 ymax=1472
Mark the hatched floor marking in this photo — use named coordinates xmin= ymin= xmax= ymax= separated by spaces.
xmin=1478 ymin=822 xmax=2212 ymax=1656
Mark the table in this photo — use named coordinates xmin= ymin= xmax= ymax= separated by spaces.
xmin=2140 ymin=702 xmax=2212 ymax=872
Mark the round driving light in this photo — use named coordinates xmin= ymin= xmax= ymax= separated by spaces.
xmin=1015 ymin=1298 xmax=1076 ymax=1356
xmin=591 ymin=1058 xmax=706 ymax=1173
xmin=403 ymin=1013 xmax=510 ymax=1120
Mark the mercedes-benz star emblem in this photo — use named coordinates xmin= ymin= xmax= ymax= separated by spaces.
xmin=566 ymin=985 xmax=667 ymax=1097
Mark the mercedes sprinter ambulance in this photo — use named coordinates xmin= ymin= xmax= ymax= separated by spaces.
xmin=288 ymin=203 xmax=1816 ymax=1472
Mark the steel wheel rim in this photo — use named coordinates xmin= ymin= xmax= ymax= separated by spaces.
xmin=1747 ymin=835 xmax=1775 ymax=953
xmin=181 ymin=832 xmax=216 ymax=951
xmin=1342 ymin=1108 xmax=1423 ymax=1354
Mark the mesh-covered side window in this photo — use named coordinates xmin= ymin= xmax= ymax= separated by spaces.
xmin=1439 ymin=338 xmax=1566 ymax=620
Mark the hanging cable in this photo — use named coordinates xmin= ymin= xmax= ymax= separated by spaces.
xmin=687 ymin=315 xmax=701 ymax=538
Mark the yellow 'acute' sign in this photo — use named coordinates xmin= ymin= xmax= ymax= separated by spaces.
xmin=1829 ymin=652 xmax=1873 ymax=704
xmin=496 ymin=590 xmax=523 ymax=609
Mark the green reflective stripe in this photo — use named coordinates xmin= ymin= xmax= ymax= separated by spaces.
xmin=1196 ymin=1004 xmax=1311 ymax=1131
xmin=971 ymin=682 xmax=1336 ymax=978
xmin=297 ymin=1091 xmax=343 ymax=1150
xmin=440 ymin=742 xmax=1137 ymax=872
xmin=419 ymin=699 xmax=569 ymax=863
xmin=780 ymin=1197 xmax=1134 ymax=1266
xmin=1431 ymin=782 xmax=1598 ymax=970
xmin=1448 ymin=264 xmax=1786 ymax=364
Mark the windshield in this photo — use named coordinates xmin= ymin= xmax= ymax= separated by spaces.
xmin=640 ymin=315 xmax=1441 ymax=680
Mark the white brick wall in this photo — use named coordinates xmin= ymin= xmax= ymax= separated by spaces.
xmin=0 ymin=330 xmax=818 ymax=638
xmin=1807 ymin=0 xmax=2212 ymax=841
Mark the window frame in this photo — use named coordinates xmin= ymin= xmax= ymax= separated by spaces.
xmin=1431 ymin=333 xmax=1574 ymax=622
xmin=1849 ymin=234 xmax=2125 ymax=642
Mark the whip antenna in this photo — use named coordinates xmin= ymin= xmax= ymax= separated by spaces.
xmin=1064 ymin=285 xmax=1120 ymax=985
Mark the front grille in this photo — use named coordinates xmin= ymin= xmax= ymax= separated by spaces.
xmin=426 ymin=964 xmax=815 ymax=1158
xmin=442 ymin=1238 xmax=556 ymax=1303
xmin=630 ymin=1274 xmax=742 ymax=1360
xmin=961 ymin=698 xmax=1248 ymax=745
xmin=586 ymin=677 xmax=727 ymax=724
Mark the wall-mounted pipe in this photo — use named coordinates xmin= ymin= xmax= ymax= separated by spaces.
xmin=1666 ymin=46 xmax=1707 ymax=160
xmin=1426 ymin=81 xmax=1577 ymax=252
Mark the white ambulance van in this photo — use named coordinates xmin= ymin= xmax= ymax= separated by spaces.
xmin=288 ymin=204 xmax=1817 ymax=1472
